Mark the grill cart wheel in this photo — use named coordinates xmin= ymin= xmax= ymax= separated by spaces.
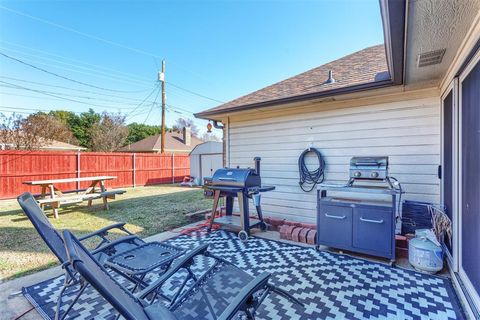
xmin=238 ymin=230 xmax=249 ymax=241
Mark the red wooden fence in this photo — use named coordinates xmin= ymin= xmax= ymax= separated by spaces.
xmin=0 ymin=151 xmax=190 ymax=199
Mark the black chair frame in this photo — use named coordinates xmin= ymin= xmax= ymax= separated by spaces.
xmin=63 ymin=230 xmax=304 ymax=320
xmin=17 ymin=192 xmax=152 ymax=319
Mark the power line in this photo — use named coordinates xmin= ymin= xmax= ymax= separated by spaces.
xmin=0 ymin=89 xmax=147 ymax=106
xmin=125 ymin=106 xmax=153 ymax=120
xmin=0 ymin=6 xmax=220 ymax=86
xmin=166 ymin=82 xmax=224 ymax=104
xmin=0 ymin=51 xmax=148 ymax=93
xmin=125 ymin=85 xmax=160 ymax=119
xmin=166 ymin=103 xmax=195 ymax=115
xmin=0 ymin=108 xmax=35 ymax=115
xmin=0 ymin=80 xmax=137 ymax=110
xmin=143 ymin=88 xmax=161 ymax=124
xmin=0 ymin=104 xmax=82 ymax=114
xmin=0 ymin=81 xmax=137 ymax=109
xmin=1 ymin=40 xmax=153 ymax=84
xmin=0 ymin=76 xmax=157 ymax=103
xmin=0 ymin=82 xmax=153 ymax=106
xmin=0 ymin=7 xmax=225 ymax=101
xmin=166 ymin=106 xmax=187 ymax=115
xmin=1 ymin=49 xmax=224 ymax=104
xmin=0 ymin=5 xmax=163 ymax=60
xmin=0 ymin=77 xmax=200 ymax=116
xmin=0 ymin=45 xmax=152 ymax=87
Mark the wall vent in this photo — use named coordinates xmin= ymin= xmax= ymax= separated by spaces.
xmin=417 ymin=49 xmax=446 ymax=67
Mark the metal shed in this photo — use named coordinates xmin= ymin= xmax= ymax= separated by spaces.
xmin=189 ymin=141 xmax=223 ymax=185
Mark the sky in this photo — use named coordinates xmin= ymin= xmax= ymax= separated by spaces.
xmin=0 ymin=0 xmax=384 ymax=137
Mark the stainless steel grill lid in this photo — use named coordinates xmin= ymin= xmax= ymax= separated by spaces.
xmin=349 ymin=156 xmax=389 ymax=180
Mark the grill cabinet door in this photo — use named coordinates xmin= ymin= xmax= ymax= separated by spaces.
xmin=353 ymin=207 xmax=392 ymax=257
xmin=318 ymin=204 xmax=352 ymax=247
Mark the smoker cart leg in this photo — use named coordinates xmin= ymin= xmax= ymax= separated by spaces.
xmin=226 ymin=196 xmax=233 ymax=216
xmin=252 ymin=193 xmax=267 ymax=231
xmin=237 ymin=191 xmax=250 ymax=237
xmin=255 ymin=205 xmax=267 ymax=231
xmin=207 ymin=190 xmax=221 ymax=232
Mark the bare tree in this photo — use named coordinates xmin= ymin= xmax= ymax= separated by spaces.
xmin=201 ymin=132 xmax=222 ymax=142
xmin=90 ymin=112 xmax=128 ymax=152
xmin=0 ymin=113 xmax=76 ymax=150
xmin=173 ymin=118 xmax=199 ymax=137
xmin=28 ymin=113 xmax=77 ymax=144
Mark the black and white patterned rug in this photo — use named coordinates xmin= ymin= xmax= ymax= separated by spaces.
xmin=23 ymin=230 xmax=465 ymax=319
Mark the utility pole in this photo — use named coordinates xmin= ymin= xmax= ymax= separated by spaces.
xmin=160 ymin=60 xmax=166 ymax=153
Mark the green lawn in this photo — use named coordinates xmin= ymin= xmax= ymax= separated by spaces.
xmin=0 ymin=185 xmax=212 ymax=281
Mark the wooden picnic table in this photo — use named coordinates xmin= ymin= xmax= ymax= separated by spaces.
xmin=23 ymin=176 xmax=126 ymax=218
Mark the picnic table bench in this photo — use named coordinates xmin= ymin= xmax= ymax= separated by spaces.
xmin=23 ymin=176 xmax=126 ymax=218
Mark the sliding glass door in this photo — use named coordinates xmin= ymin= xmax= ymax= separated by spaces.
xmin=441 ymin=87 xmax=455 ymax=259
xmin=459 ymin=48 xmax=480 ymax=308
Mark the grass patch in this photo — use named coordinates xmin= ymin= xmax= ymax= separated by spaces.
xmin=0 ymin=185 xmax=211 ymax=281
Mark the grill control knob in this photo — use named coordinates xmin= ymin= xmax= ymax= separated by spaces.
xmin=371 ymin=171 xmax=379 ymax=178
xmin=354 ymin=171 xmax=361 ymax=178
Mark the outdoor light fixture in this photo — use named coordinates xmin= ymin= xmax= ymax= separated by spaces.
xmin=207 ymin=122 xmax=213 ymax=133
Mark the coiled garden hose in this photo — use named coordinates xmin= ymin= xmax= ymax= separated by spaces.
xmin=298 ymin=148 xmax=326 ymax=192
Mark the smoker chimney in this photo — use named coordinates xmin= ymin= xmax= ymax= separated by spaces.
xmin=254 ymin=157 xmax=261 ymax=175
xmin=183 ymin=126 xmax=191 ymax=146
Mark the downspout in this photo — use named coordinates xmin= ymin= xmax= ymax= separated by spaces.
xmin=402 ymin=0 xmax=409 ymax=87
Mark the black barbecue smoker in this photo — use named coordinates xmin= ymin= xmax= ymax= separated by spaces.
xmin=206 ymin=157 xmax=274 ymax=240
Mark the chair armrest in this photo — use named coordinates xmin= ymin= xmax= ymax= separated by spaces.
xmin=90 ymin=235 xmax=142 ymax=255
xmin=218 ymin=272 xmax=271 ymax=320
xmin=136 ymin=244 xmax=209 ymax=299
xmin=78 ymin=222 xmax=131 ymax=241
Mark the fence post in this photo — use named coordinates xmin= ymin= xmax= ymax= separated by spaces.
xmin=132 ymin=153 xmax=136 ymax=188
xmin=172 ymin=153 xmax=175 ymax=184
xmin=76 ymin=151 xmax=81 ymax=191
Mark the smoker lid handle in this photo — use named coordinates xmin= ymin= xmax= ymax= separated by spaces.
xmin=354 ymin=161 xmax=382 ymax=166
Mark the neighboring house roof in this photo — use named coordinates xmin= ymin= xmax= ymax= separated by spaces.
xmin=196 ymin=45 xmax=390 ymax=118
xmin=119 ymin=131 xmax=203 ymax=153
xmin=39 ymin=140 xmax=86 ymax=151
xmin=0 ymin=137 xmax=85 ymax=151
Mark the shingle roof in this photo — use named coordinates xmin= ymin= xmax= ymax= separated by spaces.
xmin=40 ymin=140 xmax=86 ymax=151
xmin=0 ymin=134 xmax=85 ymax=151
xmin=118 ymin=131 xmax=203 ymax=153
xmin=196 ymin=44 xmax=389 ymax=117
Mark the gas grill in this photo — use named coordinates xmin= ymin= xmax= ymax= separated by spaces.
xmin=317 ymin=155 xmax=404 ymax=263
xmin=348 ymin=156 xmax=393 ymax=188
xmin=206 ymin=157 xmax=275 ymax=240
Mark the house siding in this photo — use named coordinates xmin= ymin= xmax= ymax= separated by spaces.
xmin=227 ymin=96 xmax=441 ymax=223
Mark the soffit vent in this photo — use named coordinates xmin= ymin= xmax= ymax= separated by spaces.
xmin=417 ymin=49 xmax=446 ymax=68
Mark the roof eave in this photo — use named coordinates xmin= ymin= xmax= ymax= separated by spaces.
xmin=379 ymin=0 xmax=406 ymax=85
xmin=195 ymin=79 xmax=394 ymax=119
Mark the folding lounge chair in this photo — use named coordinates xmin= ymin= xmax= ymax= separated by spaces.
xmin=63 ymin=230 xmax=304 ymax=320
xmin=17 ymin=192 xmax=184 ymax=320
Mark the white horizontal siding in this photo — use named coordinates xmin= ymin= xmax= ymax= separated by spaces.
xmin=228 ymin=97 xmax=441 ymax=223
xmin=190 ymin=154 xmax=200 ymax=178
